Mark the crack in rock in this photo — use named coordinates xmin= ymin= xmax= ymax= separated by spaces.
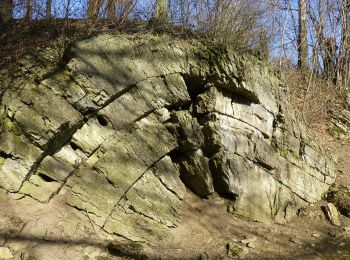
xmin=0 ymin=34 xmax=336 ymax=244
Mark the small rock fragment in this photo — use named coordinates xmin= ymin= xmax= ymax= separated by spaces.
xmin=212 ymin=197 xmax=225 ymax=205
xmin=227 ymin=242 xmax=249 ymax=259
xmin=200 ymin=252 xmax=210 ymax=260
xmin=240 ymin=236 xmax=257 ymax=245
xmin=325 ymin=203 xmax=341 ymax=226
xmin=311 ymin=233 xmax=320 ymax=238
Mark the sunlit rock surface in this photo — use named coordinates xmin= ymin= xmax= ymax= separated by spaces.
xmin=0 ymin=34 xmax=335 ymax=247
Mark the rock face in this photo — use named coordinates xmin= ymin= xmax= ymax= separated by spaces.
xmin=0 ymin=34 xmax=335 ymax=243
xmin=326 ymin=184 xmax=350 ymax=217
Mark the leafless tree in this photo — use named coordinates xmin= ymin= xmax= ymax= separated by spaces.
xmin=155 ymin=0 xmax=168 ymax=23
xmin=298 ymin=0 xmax=308 ymax=69
xmin=25 ymin=0 xmax=32 ymax=20
xmin=0 ymin=0 xmax=12 ymax=26
xmin=46 ymin=0 xmax=52 ymax=18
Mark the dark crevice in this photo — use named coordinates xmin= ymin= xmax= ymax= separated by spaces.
xmin=107 ymin=242 xmax=148 ymax=260
xmin=254 ymin=159 xmax=275 ymax=171
xmin=167 ymin=149 xmax=183 ymax=164
xmin=218 ymin=192 xmax=238 ymax=201
xmin=231 ymin=93 xmax=255 ymax=106
xmin=83 ymin=108 xmax=96 ymax=118
xmin=96 ymin=114 xmax=109 ymax=127
xmin=34 ymin=78 xmax=41 ymax=84
xmin=0 ymin=151 xmax=15 ymax=160
xmin=106 ymin=178 xmax=115 ymax=187
xmin=299 ymin=141 xmax=306 ymax=158
xmin=37 ymin=173 xmax=56 ymax=183
xmin=132 ymin=108 xmax=157 ymax=124
xmin=165 ymin=100 xmax=192 ymax=111
xmin=70 ymin=141 xmax=80 ymax=151
xmin=181 ymin=73 xmax=208 ymax=101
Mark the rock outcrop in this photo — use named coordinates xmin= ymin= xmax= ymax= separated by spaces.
xmin=0 ymin=34 xmax=335 ymax=244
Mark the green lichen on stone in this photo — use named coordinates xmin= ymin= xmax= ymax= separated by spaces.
xmin=0 ymin=157 xmax=5 ymax=168
xmin=278 ymin=147 xmax=302 ymax=161
xmin=3 ymin=118 xmax=21 ymax=135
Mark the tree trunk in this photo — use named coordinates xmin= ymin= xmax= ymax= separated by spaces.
xmin=346 ymin=0 xmax=350 ymax=87
xmin=324 ymin=37 xmax=337 ymax=82
xmin=298 ymin=0 xmax=308 ymax=70
xmin=46 ymin=0 xmax=52 ymax=19
xmin=87 ymin=0 xmax=103 ymax=19
xmin=340 ymin=0 xmax=350 ymax=87
xmin=0 ymin=0 xmax=12 ymax=26
xmin=107 ymin=0 xmax=115 ymax=19
xmin=155 ymin=0 xmax=168 ymax=23
xmin=25 ymin=0 xmax=32 ymax=20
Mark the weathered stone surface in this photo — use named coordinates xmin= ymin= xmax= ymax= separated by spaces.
xmin=0 ymin=247 xmax=14 ymax=259
xmin=66 ymin=167 xmax=120 ymax=227
xmin=91 ymin=114 xmax=177 ymax=188
xmin=326 ymin=184 xmax=350 ymax=217
xmin=0 ymin=33 xmax=335 ymax=247
xmin=19 ymin=156 xmax=75 ymax=202
xmin=0 ymin=132 xmax=42 ymax=192
xmin=98 ymin=74 xmax=190 ymax=130
xmin=2 ymin=84 xmax=83 ymax=150
xmin=104 ymin=156 xmax=185 ymax=242
xmin=168 ymin=110 xmax=204 ymax=152
xmin=178 ymin=149 xmax=214 ymax=197
xmin=71 ymin=117 xmax=114 ymax=155
xmin=66 ymin=113 xmax=182 ymax=241
xmin=325 ymin=203 xmax=341 ymax=226
xmin=227 ymin=241 xmax=249 ymax=259
xmin=20 ymin=174 xmax=62 ymax=202
xmin=197 ymin=84 xmax=334 ymax=222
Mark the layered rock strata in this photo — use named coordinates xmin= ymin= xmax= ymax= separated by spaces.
xmin=0 ymin=34 xmax=335 ymax=243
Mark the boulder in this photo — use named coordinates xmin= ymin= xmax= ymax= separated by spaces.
xmin=325 ymin=203 xmax=341 ymax=226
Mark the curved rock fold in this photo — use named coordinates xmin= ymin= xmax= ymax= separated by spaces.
xmin=0 ymin=34 xmax=335 ymax=243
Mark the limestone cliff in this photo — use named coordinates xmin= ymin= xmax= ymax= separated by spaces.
xmin=0 ymin=34 xmax=335 ymax=245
